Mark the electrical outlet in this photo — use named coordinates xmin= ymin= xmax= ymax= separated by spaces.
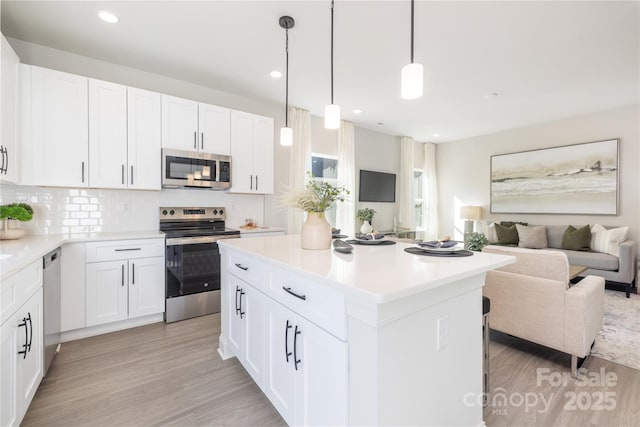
xmin=437 ymin=315 xmax=449 ymax=350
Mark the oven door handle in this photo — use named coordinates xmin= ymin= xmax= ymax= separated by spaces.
xmin=165 ymin=235 xmax=240 ymax=246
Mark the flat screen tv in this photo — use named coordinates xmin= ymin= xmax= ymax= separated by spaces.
xmin=359 ymin=170 xmax=396 ymax=203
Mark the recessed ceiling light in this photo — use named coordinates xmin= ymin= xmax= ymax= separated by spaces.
xmin=484 ymin=92 xmax=499 ymax=99
xmin=353 ymin=109 xmax=362 ymax=114
xmin=432 ymin=133 xmax=440 ymax=137
xmin=377 ymin=122 xmax=384 ymax=126
xmin=270 ymin=70 xmax=282 ymax=79
xmin=98 ymin=10 xmax=119 ymax=24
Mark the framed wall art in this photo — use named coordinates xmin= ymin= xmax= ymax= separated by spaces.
xmin=490 ymin=139 xmax=619 ymax=215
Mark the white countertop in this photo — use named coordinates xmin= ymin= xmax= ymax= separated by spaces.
xmin=219 ymin=234 xmax=514 ymax=303
xmin=0 ymin=231 xmax=165 ymax=279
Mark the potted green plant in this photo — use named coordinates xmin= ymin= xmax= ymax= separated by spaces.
xmin=0 ymin=203 xmax=34 ymax=240
xmin=356 ymin=208 xmax=376 ymax=234
xmin=286 ymin=175 xmax=350 ymax=249
xmin=466 ymin=232 xmax=489 ymax=251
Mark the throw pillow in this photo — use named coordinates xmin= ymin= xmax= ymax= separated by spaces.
xmin=590 ymin=224 xmax=628 ymax=256
xmin=500 ymin=221 xmax=528 ymax=227
xmin=485 ymin=222 xmax=498 ymax=243
xmin=516 ymin=224 xmax=548 ymax=249
xmin=562 ymin=225 xmax=592 ymax=251
xmin=495 ymin=223 xmax=519 ymax=245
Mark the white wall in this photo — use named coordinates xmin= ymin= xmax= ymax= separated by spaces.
xmin=437 ymin=105 xmax=640 ymax=244
xmin=354 ymin=127 xmax=401 ymax=232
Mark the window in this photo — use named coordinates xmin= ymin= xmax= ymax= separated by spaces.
xmin=311 ymin=153 xmax=339 ymax=227
xmin=414 ymin=169 xmax=425 ymax=230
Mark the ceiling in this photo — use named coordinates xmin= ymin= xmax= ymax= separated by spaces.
xmin=2 ymin=1 xmax=638 ymax=142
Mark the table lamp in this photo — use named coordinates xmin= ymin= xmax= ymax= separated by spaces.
xmin=460 ymin=206 xmax=483 ymax=248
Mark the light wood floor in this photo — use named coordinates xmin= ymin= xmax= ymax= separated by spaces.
xmin=484 ymin=331 xmax=640 ymax=426
xmin=23 ymin=316 xmax=640 ymax=426
xmin=22 ymin=314 xmax=285 ymax=427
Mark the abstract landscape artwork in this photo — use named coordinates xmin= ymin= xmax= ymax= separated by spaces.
xmin=491 ymin=139 xmax=619 ymax=215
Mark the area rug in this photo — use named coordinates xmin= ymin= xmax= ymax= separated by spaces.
xmin=591 ymin=290 xmax=640 ymax=370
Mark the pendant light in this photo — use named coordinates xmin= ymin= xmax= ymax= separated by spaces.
xmin=279 ymin=16 xmax=295 ymax=146
xmin=401 ymin=0 xmax=423 ymax=99
xmin=324 ymin=0 xmax=340 ymax=129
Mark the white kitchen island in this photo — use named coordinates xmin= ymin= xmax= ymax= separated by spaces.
xmin=218 ymin=235 xmax=514 ymax=426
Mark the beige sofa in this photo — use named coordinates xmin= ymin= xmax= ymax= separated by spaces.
xmin=482 ymin=245 xmax=605 ymax=376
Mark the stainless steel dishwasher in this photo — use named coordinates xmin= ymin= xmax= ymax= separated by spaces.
xmin=43 ymin=247 xmax=61 ymax=375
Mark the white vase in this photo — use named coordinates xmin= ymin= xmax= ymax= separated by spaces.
xmin=0 ymin=219 xmax=25 ymax=240
xmin=301 ymin=211 xmax=332 ymax=250
xmin=360 ymin=220 xmax=373 ymax=234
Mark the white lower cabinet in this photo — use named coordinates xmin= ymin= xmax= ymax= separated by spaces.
xmin=224 ymin=251 xmax=347 ymax=426
xmin=265 ymin=296 xmax=347 ymax=426
xmin=1 ymin=287 xmax=43 ymax=427
xmin=85 ymin=239 xmax=165 ymax=328
xmin=86 ymin=257 xmax=164 ymax=327
xmin=227 ymin=275 xmax=266 ymax=387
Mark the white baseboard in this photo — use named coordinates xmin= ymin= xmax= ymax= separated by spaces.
xmin=60 ymin=313 xmax=164 ymax=343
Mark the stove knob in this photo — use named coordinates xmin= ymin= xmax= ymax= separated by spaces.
xmin=213 ymin=209 xmax=218 ymax=215
xmin=169 ymin=209 xmax=175 ymax=216
xmin=218 ymin=209 xmax=224 ymax=215
xmin=162 ymin=209 xmax=168 ymax=216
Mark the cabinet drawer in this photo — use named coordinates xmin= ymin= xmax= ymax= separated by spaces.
xmin=1 ymin=259 xmax=43 ymax=324
xmin=226 ymin=250 xmax=267 ymax=287
xmin=85 ymin=238 xmax=164 ymax=263
xmin=270 ymin=269 xmax=346 ymax=341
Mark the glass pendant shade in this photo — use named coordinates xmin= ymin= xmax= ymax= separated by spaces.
xmin=324 ymin=104 xmax=340 ymax=129
xmin=280 ymin=126 xmax=293 ymax=146
xmin=401 ymin=62 xmax=423 ymax=100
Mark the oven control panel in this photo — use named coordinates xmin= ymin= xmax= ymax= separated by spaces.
xmin=159 ymin=207 xmax=226 ymax=221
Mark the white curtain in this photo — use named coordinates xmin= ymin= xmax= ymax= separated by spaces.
xmin=336 ymin=120 xmax=355 ymax=236
xmin=398 ymin=136 xmax=415 ymax=229
xmin=287 ymin=107 xmax=311 ymax=234
xmin=423 ymin=142 xmax=439 ymax=240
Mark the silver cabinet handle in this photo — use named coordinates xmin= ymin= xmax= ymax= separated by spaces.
xmin=122 ymin=164 xmax=125 ymax=184
xmin=131 ymin=263 xmax=135 ymax=285
xmin=121 ymin=264 xmax=125 ymax=287
xmin=82 ymin=161 xmax=85 ymax=183
xmin=115 ymin=248 xmax=141 ymax=252
xmin=250 ymin=174 xmax=253 ymax=190
xmin=4 ymin=146 xmax=8 ymax=175
xmin=201 ymin=132 xmax=204 ymax=150
xmin=131 ymin=165 xmax=134 ymax=185
xmin=256 ymin=175 xmax=259 ymax=191
xmin=194 ymin=131 xmax=197 ymax=149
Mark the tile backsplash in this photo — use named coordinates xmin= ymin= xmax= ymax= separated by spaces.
xmin=0 ymin=184 xmax=265 ymax=235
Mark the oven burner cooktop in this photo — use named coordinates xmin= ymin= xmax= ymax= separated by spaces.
xmin=160 ymin=207 xmax=240 ymax=245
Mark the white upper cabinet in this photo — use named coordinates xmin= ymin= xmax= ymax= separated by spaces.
xmin=161 ymin=95 xmax=198 ymax=151
xmin=127 ymin=87 xmax=161 ymax=190
xmin=89 ymin=79 xmax=127 ymax=188
xmin=161 ymin=94 xmax=230 ymax=155
xmin=229 ymin=110 xmax=274 ymax=194
xmin=1 ymin=34 xmax=20 ymax=183
xmin=20 ymin=65 xmax=89 ymax=187
xmin=198 ymin=103 xmax=231 ymax=155
xmin=90 ymin=81 xmax=160 ymax=190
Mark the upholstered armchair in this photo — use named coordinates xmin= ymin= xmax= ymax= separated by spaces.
xmin=481 ymin=245 xmax=605 ymax=376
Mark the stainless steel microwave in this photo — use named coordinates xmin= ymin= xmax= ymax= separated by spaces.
xmin=161 ymin=149 xmax=231 ymax=189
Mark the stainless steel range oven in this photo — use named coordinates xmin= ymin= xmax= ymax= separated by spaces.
xmin=160 ymin=207 xmax=240 ymax=323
